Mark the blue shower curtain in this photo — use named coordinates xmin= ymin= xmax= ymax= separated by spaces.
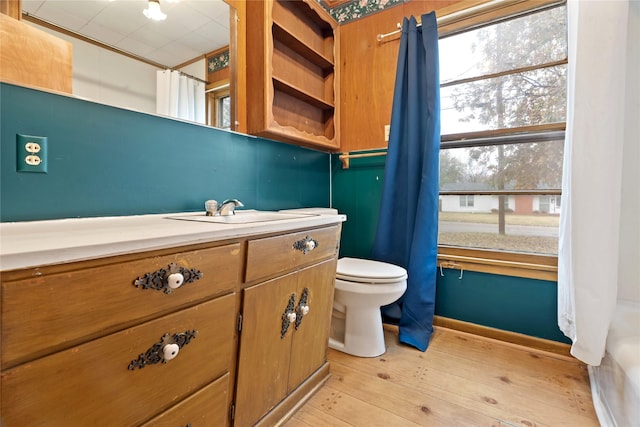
xmin=371 ymin=12 xmax=440 ymax=352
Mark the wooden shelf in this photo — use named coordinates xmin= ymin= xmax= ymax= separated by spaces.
xmin=272 ymin=90 xmax=336 ymax=141
xmin=272 ymin=23 xmax=334 ymax=74
xmin=271 ymin=0 xmax=334 ymax=58
xmin=272 ymin=76 xmax=334 ymax=111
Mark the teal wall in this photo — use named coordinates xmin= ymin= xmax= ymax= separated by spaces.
xmin=331 ymin=153 xmax=569 ymax=343
xmin=0 ymin=82 xmax=567 ymax=343
xmin=0 ymin=83 xmax=330 ymax=222
xmin=331 ymin=151 xmax=387 ymax=257
xmin=436 ymin=270 xmax=567 ymax=342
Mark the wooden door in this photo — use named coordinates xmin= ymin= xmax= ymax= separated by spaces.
xmin=287 ymin=258 xmax=337 ymax=391
xmin=234 ymin=272 xmax=298 ymax=427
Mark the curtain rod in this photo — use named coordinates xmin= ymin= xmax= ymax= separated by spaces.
xmin=377 ymin=0 xmax=565 ymax=42
xmin=158 ymin=69 xmax=208 ymax=84
xmin=23 ymin=13 xmax=207 ymax=84
xmin=376 ymin=0 xmax=515 ymax=42
xmin=338 ymin=124 xmax=565 ymax=169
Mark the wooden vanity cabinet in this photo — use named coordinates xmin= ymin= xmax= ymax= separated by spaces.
xmin=1 ymin=221 xmax=343 ymax=426
xmin=234 ymin=226 xmax=341 ymax=427
xmin=246 ymin=0 xmax=340 ymax=151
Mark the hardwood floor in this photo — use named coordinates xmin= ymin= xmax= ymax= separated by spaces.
xmin=284 ymin=327 xmax=600 ymax=426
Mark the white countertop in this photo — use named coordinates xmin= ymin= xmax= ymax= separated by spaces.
xmin=0 ymin=210 xmax=346 ymax=271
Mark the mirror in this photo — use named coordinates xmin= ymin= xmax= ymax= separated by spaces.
xmin=21 ymin=0 xmax=236 ymax=131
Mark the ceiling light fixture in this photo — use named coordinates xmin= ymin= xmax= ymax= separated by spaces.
xmin=143 ymin=0 xmax=167 ymax=21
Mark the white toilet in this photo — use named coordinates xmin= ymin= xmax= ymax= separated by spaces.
xmin=329 ymin=257 xmax=407 ymax=357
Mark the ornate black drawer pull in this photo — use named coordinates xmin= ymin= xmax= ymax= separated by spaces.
xmin=128 ymin=330 xmax=197 ymax=370
xmin=281 ymin=293 xmax=297 ymax=339
xmin=295 ymin=288 xmax=310 ymax=330
xmin=133 ymin=262 xmax=203 ymax=294
xmin=293 ymin=236 xmax=319 ymax=255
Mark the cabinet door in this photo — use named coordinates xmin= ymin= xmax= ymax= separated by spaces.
xmin=288 ymin=258 xmax=337 ymax=391
xmin=234 ymin=273 xmax=298 ymax=427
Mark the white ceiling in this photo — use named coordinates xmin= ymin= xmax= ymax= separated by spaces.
xmin=22 ymin=0 xmax=230 ymax=68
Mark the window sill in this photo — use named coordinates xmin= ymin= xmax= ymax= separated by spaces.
xmin=437 ymin=246 xmax=558 ymax=281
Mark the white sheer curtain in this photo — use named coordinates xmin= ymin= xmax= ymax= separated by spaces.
xmin=558 ymin=0 xmax=635 ymax=366
xmin=156 ymin=69 xmax=205 ymax=124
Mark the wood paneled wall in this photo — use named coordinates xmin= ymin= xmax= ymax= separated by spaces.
xmin=339 ymin=1 xmax=461 ymax=152
xmin=0 ymin=13 xmax=72 ymax=94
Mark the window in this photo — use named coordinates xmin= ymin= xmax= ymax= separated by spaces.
xmin=216 ymin=94 xmax=231 ymax=130
xmin=438 ymin=3 xmax=567 ymax=257
xmin=537 ymin=195 xmax=562 ymax=214
xmin=459 ymin=195 xmax=475 ymax=208
xmin=206 ymin=83 xmax=231 ymax=130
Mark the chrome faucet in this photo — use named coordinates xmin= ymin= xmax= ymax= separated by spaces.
xmin=205 ymin=199 xmax=244 ymax=216
xmin=218 ymin=199 xmax=244 ymax=216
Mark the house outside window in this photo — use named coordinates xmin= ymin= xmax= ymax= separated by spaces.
xmin=437 ymin=2 xmax=567 ymax=258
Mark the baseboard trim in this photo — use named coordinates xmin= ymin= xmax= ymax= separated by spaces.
xmin=384 ymin=316 xmax=574 ymax=360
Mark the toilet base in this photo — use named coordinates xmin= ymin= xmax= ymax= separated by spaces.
xmin=329 ymin=306 xmax=387 ymax=357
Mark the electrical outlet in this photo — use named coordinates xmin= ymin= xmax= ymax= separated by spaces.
xmin=384 ymin=125 xmax=390 ymax=142
xmin=17 ymin=134 xmax=48 ymax=173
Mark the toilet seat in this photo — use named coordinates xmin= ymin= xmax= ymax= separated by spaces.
xmin=336 ymin=257 xmax=407 ymax=284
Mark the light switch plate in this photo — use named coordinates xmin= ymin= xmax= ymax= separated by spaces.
xmin=17 ymin=134 xmax=48 ymax=173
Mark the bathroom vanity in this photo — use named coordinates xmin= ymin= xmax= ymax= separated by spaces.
xmin=0 ymin=211 xmax=345 ymax=426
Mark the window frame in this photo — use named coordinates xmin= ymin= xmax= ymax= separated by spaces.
xmin=436 ymin=0 xmax=567 ymax=280
xmin=206 ymin=79 xmax=231 ymax=130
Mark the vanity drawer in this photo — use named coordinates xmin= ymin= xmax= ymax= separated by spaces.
xmin=1 ymin=294 xmax=235 ymax=427
xmin=141 ymin=373 xmax=230 ymax=427
xmin=245 ymin=225 xmax=341 ymax=283
xmin=1 ymin=243 xmax=241 ymax=368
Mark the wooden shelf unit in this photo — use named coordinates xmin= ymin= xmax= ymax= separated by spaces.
xmin=247 ymin=0 xmax=340 ymax=151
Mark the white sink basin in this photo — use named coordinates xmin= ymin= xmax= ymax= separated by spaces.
xmin=167 ymin=210 xmax=317 ymax=224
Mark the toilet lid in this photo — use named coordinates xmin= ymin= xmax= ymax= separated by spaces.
xmin=336 ymin=257 xmax=407 ymax=284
